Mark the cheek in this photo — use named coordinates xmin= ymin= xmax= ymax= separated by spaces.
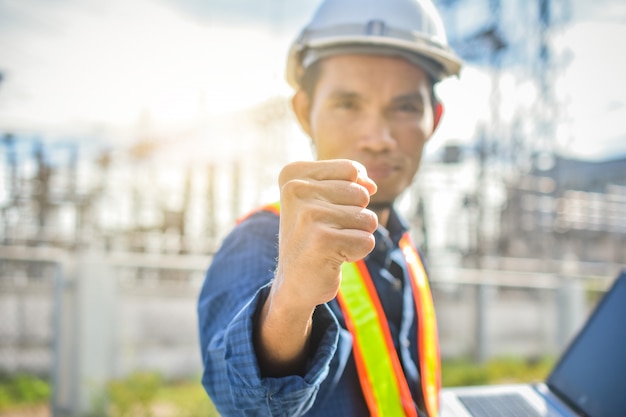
xmin=393 ymin=124 xmax=429 ymax=183
xmin=394 ymin=121 xmax=429 ymax=155
xmin=309 ymin=111 xmax=355 ymax=158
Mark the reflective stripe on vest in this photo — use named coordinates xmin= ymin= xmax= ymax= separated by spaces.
xmin=339 ymin=260 xmax=418 ymax=417
xmin=240 ymin=203 xmax=440 ymax=417
xmin=400 ymin=233 xmax=441 ymax=417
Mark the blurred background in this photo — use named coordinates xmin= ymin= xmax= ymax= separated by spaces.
xmin=0 ymin=0 xmax=625 ymax=416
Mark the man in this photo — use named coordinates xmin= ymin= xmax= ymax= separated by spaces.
xmin=198 ymin=0 xmax=462 ymax=415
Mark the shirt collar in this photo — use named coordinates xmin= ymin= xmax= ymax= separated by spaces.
xmin=367 ymin=207 xmax=408 ymax=265
xmin=384 ymin=207 xmax=409 ymax=245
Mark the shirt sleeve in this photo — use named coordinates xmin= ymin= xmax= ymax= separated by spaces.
xmin=197 ymin=212 xmax=340 ymax=417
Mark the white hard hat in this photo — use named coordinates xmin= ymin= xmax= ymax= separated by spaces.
xmin=286 ymin=0 xmax=462 ymax=89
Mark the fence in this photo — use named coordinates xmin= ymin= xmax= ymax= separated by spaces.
xmin=430 ymin=268 xmax=613 ymax=362
xmin=0 ymin=246 xmax=208 ymax=416
xmin=0 ymin=245 xmax=621 ymax=416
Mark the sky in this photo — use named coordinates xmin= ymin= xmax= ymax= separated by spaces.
xmin=0 ymin=0 xmax=625 ymax=162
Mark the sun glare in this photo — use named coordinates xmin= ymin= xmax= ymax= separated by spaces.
xmin=0 ymin=0 xmax=291 ymax=132
xmin=0 ymin=0 xmax=624 ymax=162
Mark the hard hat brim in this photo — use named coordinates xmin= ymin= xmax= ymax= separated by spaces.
xmin=286 ymin=34 xmax=462 ymax=90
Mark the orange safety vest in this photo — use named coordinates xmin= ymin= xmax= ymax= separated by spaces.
xmin=239 ymin=202 xmax=441 ymax=417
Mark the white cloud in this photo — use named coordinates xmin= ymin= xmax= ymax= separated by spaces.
xmin=0 ymin=0 xmax=292 ymax=133
xmin=552 ymin=21 xmax=626 ymax=159
xmin=1 ymin=0 xmax=625 ymax=162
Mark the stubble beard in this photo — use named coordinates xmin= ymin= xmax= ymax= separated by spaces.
xmin=367 ymin=201 xmax=393 ymax=212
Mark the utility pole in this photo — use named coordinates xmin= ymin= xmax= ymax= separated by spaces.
xmin=206 ymin=163 xmax=216 ymax=244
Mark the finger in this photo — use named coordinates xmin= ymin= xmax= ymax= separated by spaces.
xmin=351 ymin=160 xmax=377 ymax=196
xmin=321 ymin=227 xmax=377 ymax=263
xmin=280 ymin=160 xmax=377 ymax=196
xmin=279 ymin=160 xmax=356 ymax=183
xmin=301 ymin=203 xmax=378 ymax=234
xmin=282 ymin=179 xmax=372 ymax=208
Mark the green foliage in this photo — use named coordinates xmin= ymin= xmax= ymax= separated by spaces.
xmin=442 ymin=356 xmax=555 ymax=387
xmin=156 ymin=380 xmax=219 ymax=417
xmin=88 ymin=372 xmax=218 ymax=417
xmin=105 ymin=372 xmax=163 ymax=417
xmin=0 ymin=360 xmax=553 ymax=416
xmin=0 ymin=374 xmax=51 ymax=411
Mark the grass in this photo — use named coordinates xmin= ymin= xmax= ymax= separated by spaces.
xmin=91 ymin=372 xmax=219 ymax=417
xmin=0 ymin=372 xmax=217 ymax=417
xmin=441 ymin=356 xmax=556 ymax=387
xmin=0 ymin=357 xmax=556 ymax=416
xmin=154 ymin=380 xmax=219 ymax=417
xmin=0 ymin=374 xmax=50 ymax=412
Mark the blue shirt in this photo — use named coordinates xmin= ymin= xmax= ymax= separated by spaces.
xmin=198 ymin=208 xmax=430 ymax=416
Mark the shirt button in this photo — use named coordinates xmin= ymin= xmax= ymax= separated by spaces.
xmin=402 ymin=338 xmax=410 ymax=348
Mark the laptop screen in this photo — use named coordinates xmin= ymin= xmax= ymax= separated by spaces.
xmin=547 ymin=271 xmax=626 ymax=417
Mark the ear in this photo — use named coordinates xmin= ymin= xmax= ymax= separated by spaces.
xmin=291 ymin=90 xmax=313 ymax=138
xmin=433 ymin=101 xmax=444 ymax=133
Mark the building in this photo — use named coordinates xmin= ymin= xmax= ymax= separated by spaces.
xmin=499 ymin=155 xmax=626 ymax=263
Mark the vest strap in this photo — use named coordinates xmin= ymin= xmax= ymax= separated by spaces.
xmin=339 ymin=261 xmax=419 ymax=417
xmin=400 ymin=234 xmax=441 ymax=417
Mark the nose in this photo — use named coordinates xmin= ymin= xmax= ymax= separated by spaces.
xmin=358 ymin=111 xmax=396 ymax=153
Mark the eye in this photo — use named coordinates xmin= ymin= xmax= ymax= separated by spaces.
xmin=336 ymin=99 xmax=359 ymax=110
xmin=393 ymin=101 xmax=422 ymax=114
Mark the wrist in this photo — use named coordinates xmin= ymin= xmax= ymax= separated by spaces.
xmin=264 ymin=278 xmax=316 ymax=332
xmin=254 ymin=278 xmax=317 ymax=377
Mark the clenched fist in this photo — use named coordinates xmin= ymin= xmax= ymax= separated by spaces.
xmin=255 ymin=159 xmax=378 ymax=376
xmin=276 ymin=159 xmax=379 ymax=307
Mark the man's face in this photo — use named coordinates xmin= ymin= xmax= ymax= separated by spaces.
xmin=295 ymin=54 xmax=437 ymax=205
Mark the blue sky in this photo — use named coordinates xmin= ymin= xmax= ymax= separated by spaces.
xmin=0 ymin=0 xmax=625 ymax=162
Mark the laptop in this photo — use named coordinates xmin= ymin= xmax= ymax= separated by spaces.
xmin=440 ymin=270 xmax=626 ymax=417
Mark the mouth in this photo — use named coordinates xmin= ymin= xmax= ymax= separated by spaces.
xmin=365 ymin=163 xmax=399 ymax=180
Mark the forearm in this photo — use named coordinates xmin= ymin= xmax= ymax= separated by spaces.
xmin=200 ymin=282 xmax=342 ymax=416
xmin=201 ymin=284 xmax=333 ymax=417
xmin=198 ymin=212 xmax=343 ymax=416
xmin=255 ymin=278 xmax=317 ymax=377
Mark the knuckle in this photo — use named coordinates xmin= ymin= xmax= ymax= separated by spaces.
xmin=361 ymin=233 xmax=376 ymax=252
xmin=341 ymin=159 xmax=360 ymax=180
xmin=360 ymin=232 xmax=376 ymax=253
xmin=278 ymin=161 xmax=306 ymax=186
xmin=280 ymin=178 xmax=298 ymax=195
xmin=278 ymin=164 xmax=294 ymax=186
xmin=280 ymin=179 xmax=311 ymax=200
xmin=344 ymin=233 xmax=376 ymax=262
xmin=297 ymin=204 xmax=324 ymax=225
xmin=350 ymin=183 xmax=371 ymax=206
xmin=358 ymin=209 xmax=378 ymax=232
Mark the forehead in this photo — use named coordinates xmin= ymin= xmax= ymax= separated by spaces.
xmin=314 ymin=54 xmax=431 ymax=95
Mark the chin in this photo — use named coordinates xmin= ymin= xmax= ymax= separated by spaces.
xmin=370 ymin=188 xmax=403 ymax=204
xmin=368 ymin=197 xmax=395 ymax=210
